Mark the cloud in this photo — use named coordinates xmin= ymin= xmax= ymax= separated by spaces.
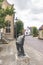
xmin=8 ymin=0 xmax=43 ymax=13
xmin=7 ymin=0 xmax=14 ymax=4
xmin=31 ymin=7 xmax=43 ymax=14
xmin=8 ymin=0 xmax=43 ymax=28
xmin=13 ymin=0 xmax=31 ymax=10
xmin=31 ymin=0 xmax=43 ymax=14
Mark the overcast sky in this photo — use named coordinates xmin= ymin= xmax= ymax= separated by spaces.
xmin=7 ymin=0 xmax=43 ymax=29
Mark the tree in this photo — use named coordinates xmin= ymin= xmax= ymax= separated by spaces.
xmin=0 ymin=0 xmax=4 ymax=2
xmin=0 ymin=2 xmax=15 ymax=39
xmin=5 ymin=5 xmax=14 ymax=15
xmin=15 ymin=19 xmax=24 ymax=37
xmin=32 ymin=27 xmax=38 ymax=37
xmin=0 ymin=8 xmax=6 ymax=28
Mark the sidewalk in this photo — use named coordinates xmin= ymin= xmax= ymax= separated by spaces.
xmin=0 ymin=40 xmax=43 ymax=65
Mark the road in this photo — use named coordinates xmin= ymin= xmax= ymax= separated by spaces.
xmin=0 ymin=37 xmax=43 ymax=65
xmin=25 ymin=36 xmax=43 ymax=54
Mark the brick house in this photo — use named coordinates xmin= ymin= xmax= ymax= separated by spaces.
xmin=1 ymin=0 xmax=15 ymax=40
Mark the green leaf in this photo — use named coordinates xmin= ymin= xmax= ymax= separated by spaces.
xmin=0 ymin=0 xmax=4 ymax=2
xmin=0 ymin=4 xmax=15 ymax=29
xmin=5 ymin=6 xmax=14 ymax=15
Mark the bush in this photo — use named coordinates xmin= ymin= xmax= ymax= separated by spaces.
xmin=32 ymin=27 xmax=38 ymax=37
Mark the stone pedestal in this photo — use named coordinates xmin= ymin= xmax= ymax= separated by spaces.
xmin=15 ymin=54 xmax=30 ymax=65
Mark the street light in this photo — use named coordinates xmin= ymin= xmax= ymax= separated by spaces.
xmin=15 ymin=17 xmax=18 ymax=40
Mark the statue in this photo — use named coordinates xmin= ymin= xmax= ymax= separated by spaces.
xmin=16 ymin=35 xmax=30 ymax=65
xmin=16 ymin=34 xmax=25 ymax=56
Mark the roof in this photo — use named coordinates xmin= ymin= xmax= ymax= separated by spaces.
xmin=39 ymin=25 xmax=43 ymax=30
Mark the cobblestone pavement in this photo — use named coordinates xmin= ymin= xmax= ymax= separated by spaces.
xmin=0 ymin=38 xmax=43 ymax=65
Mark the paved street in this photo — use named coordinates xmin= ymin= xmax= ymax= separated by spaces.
xmin=25 ymin=36 xmax=43 ymax=54
xmin=0 ymin=37 xmax=43 ymax=65
xmin=24 ymin=36 xmax=43 ymax=65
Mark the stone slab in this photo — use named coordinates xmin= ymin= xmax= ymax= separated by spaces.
xmin=0 ymin=59 xmax=2 ymax=64
xmin=15 ymin=54 xmax=30 ymax=65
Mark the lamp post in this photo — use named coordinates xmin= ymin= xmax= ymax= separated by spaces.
xmin=15 ymin=17 xmax=18 ymax=40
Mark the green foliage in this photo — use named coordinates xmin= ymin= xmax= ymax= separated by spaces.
xmin=0 ymin=7 xmax=6 ymax=29
xmin=0 ymin=6 xmax=6 ymax=29
xmin=0 ymin=0 xmax=4 ymax=2
xmin=0 ymin=17 xmax=6 ymax=28
xmin=0 ymin=8 xmax=6 ymax=17
xmin=15 ymin=19 xmax=24 ymax=37
xmin=0 ymin=5 xmax=14 ymax=29
xmin=32 ymin=27 xmax=38 ymax=37
xmin=5 ymin=6 xmax=14 ymax=15
xmin=0 ymin=0 xmax=15 ymax=40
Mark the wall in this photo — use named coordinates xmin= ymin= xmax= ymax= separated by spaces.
xmin=2 ymin=0 xmax=14 ymax=40
xmin=38 ymin=30 xmax=43 ymax=39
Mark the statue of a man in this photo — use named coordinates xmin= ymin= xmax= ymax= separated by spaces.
xmin=16 ymin=34 xmax=25 ymax=56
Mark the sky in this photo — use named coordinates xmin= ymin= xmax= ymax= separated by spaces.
xmin=7 ymin=0 xmax=43 ymax=29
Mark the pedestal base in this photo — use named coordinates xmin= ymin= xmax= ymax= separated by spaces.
xmin=15 ymin=54 xmax=30 ymax=65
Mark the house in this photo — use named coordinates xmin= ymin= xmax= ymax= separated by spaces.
xmin=25 ymin=27 xmax=30 ymax=36
xmin=29 ymin=27 xmax=33 ymax=35
xmin=0 ymin=0 xmax=15 ymax=40
xmin=38 ymin=25 xmax=43 ymax=39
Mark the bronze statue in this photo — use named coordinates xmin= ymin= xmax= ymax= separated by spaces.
xmin=16 ymin=35 xmax=25 ymax=56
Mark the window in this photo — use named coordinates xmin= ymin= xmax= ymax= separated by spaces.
xmin=6 ymin=27 xmax=10 ymax=33
xmin=6 ymin=21 xmax=11 ymax=33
